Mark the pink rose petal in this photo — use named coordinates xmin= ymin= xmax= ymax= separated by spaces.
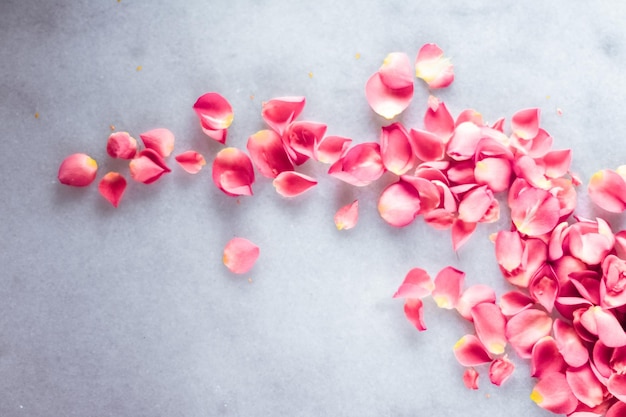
xmin=212 ymin=147 xmax=255 ymax=197
xmin=193 ymin=92 xmax=234 ymax=132
xmin=531 ymin=336 xmax=566 ymax=378
xmin=365 ymin=71 xmax=414 ymax=120
xmin=463 ymin=367 xmax=479 ymax=390
xmin=510 ymin=184 xmax=560 ymax=237
xmin=378 ymin=52 xmax=414 ymax=90
xmin=377 ymin=180 xmax=421 ymax=227
xmin=530 ymin=372 xmax=579 ymax=415
xmin=415 ymin=43 xmax=454 ymax=89
xmin=58 ymin=153 xmax=98 ymax=187
xmin=334 ymin=200 xmax=359 ymax=231
xmin=456 ymin=284 xmax=496 ymax=322
xmin=98 ymin=172 xmax=126 ymax=208
xmin=315 ymin=135 xmax=352 ymax=164
xmin=566 ymin=364 xmax=605 ymax=408
xmin=139 ymin=128 xmax=175 ymax=158
xmin=471 ymin=302 xmax=507 ymax=355
xmin=283 ymin=121 xmax=327 ymax=163
xmin=246 ymin=129 xmax=294 ymax=178
xmin=453 ymin=334 xmax=493 ymax=366
xmin=403 ymin=298 xmax=427 ymax=331
xmin=261 ymin=96 xmax=306 ymax=136
xmin=580 ymin=306 xmax=626 ymax=348
xmin=175 ymin=150 xmax=206 ymax=174
xmin=272 ymin=171 xmax=317 ymax=197
xmin=553 ymin=319 xmax=589 ymax=368
xmin=223 ymin=237 xmax=260 ymax=274
xmin=500 ymin=290 xmax=535 ymax=316
xmin=505 ymin=308 xmax=553 ymax=359
xmin=588 ymin=169 xmax=626 ymax=213
xmin=328 ymin=142 xmax=385 ymax=187
xmin=489 ymin=357 xmax=515 ymax=386
xmin=511 ymin=108 xmax=540 ymax=140
xmin=393 ymin=268 xmax=434 ymax=299
xmin=106 ymin=132 xmax=137 ymax=159
xmin=408 ymin=128 xmax=446 ymax=162
xmin=432 ymin=266 xmax=465 ymax=309
xmin=380 ymin=122 xmax=415 ymax=175
xmin=423 ymin=100 xmax=454 ymax=140
xmin=129 ymin=149 xmax=171 ymax=184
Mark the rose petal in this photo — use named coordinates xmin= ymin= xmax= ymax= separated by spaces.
xmin=139 ymin=128 xmax=175 ymax=158
xmin=97 ymin=172 xmax=127 ymax=208
xmin=314 ymin=135 xmax=352 ymax=164
xmin=328 ymin=142 xmax=385 ymax=187
xmin=531 ymin=336 xmax=567 ymax=378
xmin=193 ymin=92 xmax=234 ymax=132
xmin=129 ymin=149 xmax=171 ymax=184
xmin=58 ymin=153 xmax=98 ymax=187
xmin=272 ymin=171 xmax=317 ymax=197
xmin=566 ymin=364 xmax=605 ymax=408
xmin=408 ymin=128 xmax=446 ymax=162
xmin=474 ymin=157 xmax=512 ymax=192
xmin=393 ymin=268 xmax=434 ymax=299
xmin=580 ymin=306 xmax=626 ymax=348
xmin=377 ymin=180 xmax=421 ymax=227
xmin=471 ymin=302 xmax=507 ymax=355
xmin=261 ymin=96 xmax=306 ymax=136
xmin=510 ymin=184 xmax=560 ymax=236
xmin=553 ymin=318 xmax=589 ymax=368
xmin=453 ymin=334 xmax=493 ymax=366
xmin=463 ymin=367 xmax=479 ymax=390
xmin=378 ymin=52 xmax=413 ymax=90
xmin=212 ymin=147 xmax=255 ymax=197
xmin=424 ymin=100 xmax=454 ymax=140
xmin=489 ymin=357 xmax=515 ymax=386
xmin=175 ymin=150 xmax=206 ymax=174
xmin=415 ymin=43 xmax=454 ymax=89
xmin=456 ymin=284 xmax=497 ymax=321
xmin=246 ymin=129 xmax=293 ymax=178
xmin=511 ymin=108 xmax=540 ymax=140
xmin=588 ymin=169 xmax=626 ymax=213
xmin=528 ymin=265 xmax=559 ymax=312
xmin=506 ymin=308 xmax=553 ymax=359
xmin=334 ymin=200 xmax=359 ymax=231
xmin=223 ymin=237 xmax=259 ymax=274
xmin=365 ymin=72 xmax=414 ymax=119
xmin=283 ymin=121 xmax=327 ymax=163
xmin=106 ymin=132 xmax=137 ymax=159
xmin=403 ymin=298 xmax=427 ymax=331
xmin=380 ymin=122 xmax=415 ymax=175
xmin=530 ymin=372 xmax=579 ymax=415
xmin=432 ymin=266 xmax=465 ymax=309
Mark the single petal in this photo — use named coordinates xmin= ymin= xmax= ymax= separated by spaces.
xmin=380 ymin=122 xmax=415 ymax=175
xmin=510 ymin=185 xmax=560 ymax=236
xmin=400 ymin=175 xmax=441 ymax=214
xmin=193 ymin=92 xmax=234 ymax=131
xmin=528 ymin=265 xmax=559 ymax=312
xmin=446 ymin=122 xmax=482 ymax=161
xmin=408 ymin=128 xmax=446 ymax=162
xmin=531 ymin=336 xmax=567 ymax=378
xmin=212 ymin=147 xmax=255 ymax=196
xmin=365 ymin=72 xmax=414 ymax=119
xmin=97 ymin=172 xmax=127 ymax=208
xmin=500 ymin=290 xmax=535 ymax=316
xmin=451 ymin=219 xmax=477 ymax=252
xmin=474 ymin=157 xmax=512 ymax=192
xmin=506 ymin=308 xmax=553 ymax=359
xmin=393 ymin=268 xmax=434 ymax=299
xmin=471 ymin=302 xmax=507 ymax=355
xmin=328 ymin=142 xmax=385 ymax=187
xmin=495 ymin=231 xmax=524 ymax=273
xmin=455 ymin=109 xmax=484 ymax=127
xmin=415 ymin=43 xmax=454 ymax=89
xmin=315 ymin=135 xmax=352 ymax=164
xmin=530 ymin=372 xmax=579 ymax=415
xmin=175 ymin=150 xmax=206 ymax=174
xmin=607 ymin=401 xmax=626 ymax=417
xmin=580 ymin=306 xmax=626 ymax=348
xmin=334 ymin=200 xmax=359 ymax=231
xmin=106 ymin=132 xmax=137 ymax=159
xmin=378 ymin=52 xmax=413 ymax=89
xmin=463 ymin=367 xmax=479 ymax=390
xmin=489 ymin=357 xmax=515 ymax=386
xmin=453 ymin=334 xmax=493 ymax=366
xmin=261 ymin=96 xmax=306 ymax=135
xmin=553 ymin=318 xmax=589 ymax=368
xmin=447 ymin=161 xmax=476 ymax=185
xmin=601 ymin=254 xmax=626 ymax=308
xmin=511 ymin=108 xmax=540 ymax=140
xmin=377 ymin=181 xmax=421 ymax=227
xmin=424 ymin=100 xmax=454 ymax=140
xmin=403 ymin=298 xmax=427 ymax=331
xmin=139 ymin=128 xmax=175 ymax=158
xmin=129 ymin=149 xmax=171 ymax=184
xmin=456 ymin=284 xmax=497 ymax=321
xmin=542 ymin=149 xmax=572 ymax=179
xmin=608 ymin=373 xmax=626 ymax=403
xmin=458 ymin=185 xmax=494 ymax=223
xmin=272 ymin=171 xmax=317 ymax=197
xmin=200 ymin=126 xmax=228 ymax=144
xmin=566 ymin=364 xmax=605 ymax=408
xmin=284 ymin=121 xmax=327 ymax=162
xmin=58 ymin=153 xmax=98 ymax=187
xmin=432 ymin=266 xmax=465 ymax=309
xmin=588 ymin=169 xmax=626 ymax=213
xmin=223 ymin=237 xmax=259 ymax=274
xmin=568 ymin=218 xmax=615 ymax=265
xmin=246 ymin=129 xmax=293 ymax=178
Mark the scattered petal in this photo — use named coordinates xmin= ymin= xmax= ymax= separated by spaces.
xmin=500 ymin=291 xmax=535 ymax=316
xmin=511 ymin=108 xmax=540 ymax=140
xmin=175 ymin=151 xmax=206 ymax=174
xmin=58 ymin=153 xmax=98 ymax=187
xmin=284 ymin=121 xmax=327 ymax=163
xmin=489 ymin=357 xmax=515 ymax=386
xmin=393 ymin=268 xmax=434 ymax=299
xmin=378 ymin=52 xmax=414 ymax=90
xmin=365 ymin=71 xmax=414 ymax=119
xmin=380 ymin=122 xmax=415 ymax=175
xmin=377 ymin=180 xmax=421 ymax=227
xmin=471 ymin=302 xmax=507 ymax=355
xmin=453 ymin=334 xmax=493 ymax=366
xmin=553 ymin=319 xmax=589 ymax=368
xmin=212 ymin=147 xmax=255 ymax=196
xmin=97 ymin=172 xmax=127 ymax=207
xmin=261 ymin=96 xmax=306 ymax=135
xmin=463 ymin=367 xmax=479 ymax=390
xmin=403 ymin=298 xmax=427 ymax=331
xmin=315 ymin=135 xmax=352 ymax=164
xmin=531 ymin=336 xmax=567 ymax=378
xmin=139 ymin=128 xmax=175 ymax=158
xmin=408 ymin=128 xmax=446 ymax=162
xmin=106 ymin=132 xmax=137 ymax=159
xmin=566 ymin=364 xmax=605 ymax=408
xmin=273 ymin=171 xmax=317 ymax=197
xmin=580 ymin=306 xmax=626 ymax=348
xmin=530 ymin=372 xmax=579 ymax=415
xmin=334 ymin=200 xmax=359 ymax=231
xmin=193 ymin=92 xmax=234 ymax=132
xmin=328 ymin=142 xmax=385 ymax=186
xmin=432 ymin=266 xmax=465 ymax=309
xmin=456 ymin=284 xmax=497 ymax=321
xmin=510 ymin=184 xmax=560 ymax=236
xmin=129 ymin=149 xmax=171 ymax=184
xmin=223 ymin=237 xmax=260 ymax=274
xmin=415 ymin=43 xmax=454 ymax=89
xmin=588 ymin=169 xmax=626 ymax=213
xmin=506 ymin=308 xmax=552 ymax=359
xmin=246 ymin=129 xmax=293 ymax=178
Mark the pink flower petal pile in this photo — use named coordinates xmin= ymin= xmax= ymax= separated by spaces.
xmin=58 ymin=43 xmax=626 ymax=416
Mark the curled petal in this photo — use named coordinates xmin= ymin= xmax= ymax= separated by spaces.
xmin=489 ymin=357 xmax=515 ymax=386
xmin=601 ymin=255 xmax=626 ymax=308
xmin=139 ymin=128 xmax=175 ymax=158
xmin=365 ymin=72 xmax=414 ymax=119
xmin=588 ymin=169 xmax=626 ymax=213
xmin=315 ymin=135 xmax=352 ymax=164
xmin=380 ymin=122 xmax=415 ymax=175
xmin=393 ymin=268 xmax=434 ymax=299
xmin=446 ymin=122 xmax=482 ymax=161
xmin=530 ymin=372 xmax=579 ymax=415
xmin=415 ymin=43 xmax=454 ymax=89
xmin=432 ymin=266 xmax=465 ymax=309
xmin=528 ymin=265 xmax=559 ymax=312
xmin=510 ymin=185 xmax=560 ymax=236
xmin=506 ymin=308 xmax=553 ymax=359
xmin=261 ymin=96 xmax=306 ymax=135
xmin=409 ymin=128 xmax=446 ymax=162
xmin=223 ymin=237 xmax=259 ymax=274
xmin=463 ymin=368 xmax=479 ymax=390
xmin=403 ymin=298 xmax=427 ymax=331
xmin=568 ymin=218 xmax=615 ymax=265
xmin=471 ymin=302 xmax=507 ymax=355
xmin=500 ymin=291 xmax=535 ymax=316
xmin=193 ymin=92 xmax=234 ymax=131
xmin=453 ymin=334 xmax=493 ymax=366
xmin=424 ymin=100 xmax=454 ymax=140
xmin=212 ymin=147 xmax=255 ymax=196
xmin=334 ymin=200 xmax=359 ymax=231
xmin=129 ymin=149 xmax=171 ymax=184
xmin=175 ymin=150 xmax=206 ymax=174
xmin=531 ymin=336 xmax=566 ymax=378
xmin=58 ymin=153 xmax=98 ymax=187
xmin=273 ymin=171 xmax=317 ymax=197
xmin=377 ymin=181 xmax=421 ymax=227
xmin=201 ymin=127 xmax=228 ymax=144
xmin=328 ymin=142 xmax=385 ymax=187
xmin=456 ymin=285 xmax=496 ymax=322
xmin=98 ymin=172 xmax=126 ymax=208
xmin=106 ymin=132 xmax=137 ymax=159
xmin=511 ymin=108 xmax=540 ymax=140
xmin=246 ymin=129 xmax=293 ymax=178
xmin=566 ymin=364 xmax=605 ymax=408
xmin=284 ymin=121 xmax=327 ymax=163
xmin=378 ymin=52 xmax=413 ymax=89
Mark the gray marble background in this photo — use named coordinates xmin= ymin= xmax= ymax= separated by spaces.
xmin=2 ymin=1 xmax=626 ymax=416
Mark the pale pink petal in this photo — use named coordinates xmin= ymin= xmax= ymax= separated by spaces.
xmin=458 ymin=185 xmax=494 ymax=223
xmin=447 ymin=161 xmax=476 ymax=185
xmin=193 ymin=92 xmax=234 ymax=131
xmin=528 ymin=265 xmax=559 ymax=312
xmin=273 ymin=171 xmax=317 ymax=197
xmin=566 ymin=364 xmax=605 ymax=408
xmin=608 ymin=373 xmax=626 ymax=403
xmin=456 ymin=285 xmax=496 ymax=321
xmin=530 ymin=372 xmax=579 ymax=415
xmin=284 ymin=121 xmax=327 ymax=162
xmin=365 ymin=72 xmax=414 ymax=119
xmin=334 ymin=200 xmax=359 ymax=231
xmin=211 ymin=147 xmax=255 ymax=196
xmin=489 ymin=357 xmax=515 ymax=386
xmin=580 ymin=306 xmax=626 ymax=348
xmin=415 ymin=43 xmax=454 ymax=89
xmin=380 ymin=122 xmax=415 ymax=175
xmin=606 ymin=401 xmax=626 ymax=417
xmin=453 ymin=334 xmax=493 ymax=366
xmin=432 ymin=266 xmax=465 ymax=309
xmin=542 ymin=149 xmax=572 ymax=179
xmin=129 ymin=149 xmax=171 ymax=184
xmin=455 ymin=109 xmax=484 ymax=126
xmin=400 ymin=175 xmax=441 ymax=214
xmin=475 ymin=131 xmax=513 ymax=159
xmin=315 ymin=135 xmax=352 ymax=164
xmin=500 ymin=291 xmax=535 ymax=316
xmin=106 ymin=132 xmax=137 ymax=159
xmin=553 ymin=319 xmax=589 ymax=368
xmin=588 ymin=169 xmax=626 ymax=213
xmin=261 ymin=96 xmax=306 ymax=136
xmin=139 ymin=128 xmax=175 ymax=158
xmin=471 ymin=302 xmax=507 ymax=355
xmin=446 ymin=122 xmax=482 ymax=161
xmin=616 ymin=230 xmax=626 ymax=259
xmin=513 ymin=155 xmax=551 ymax=189
xmin=408 ymin=128 xmax=446 ymax=162
xmin=98 ymin=172 xmax=126 ymax=208
xmin=601 ymin=255 xmax=626 ymax=308
xmin=568 ymin=219 xmax=615 ymax=265
xmin=246 ymin=129 xmax=293 ymax=178
xmin=474 ymin=157 xmax=512 ymax=192
xmin=377 ymin=181 xmax=421 ymax=227
xmin=427 ymin=94 xmax=439 ymax=111
xmin=511 ymin=108 xmax=540 ymax=140
xmin=510 ymin=185 xmax=560 ymax=236
xmin=495 ymin=231 xmax=524 ymax=273
xmin=175 ymin=150 xmax=206 ymax=174
xmin=451 ymin=219 xmax=477 ymax=252
xmin=424 ymin=100 xmax=454 ymax=140
xmin=58 ymin=153 xmax=98 ymax=187
xmin=463 ymin=368 xmax=479 ymax=390
xmin=403 ymin=298 xmax=427 ymax=331
xmin=378 ymin=52 xmax=413 ymax=90
xmin=328 ymin=142 xmax=385 ymax=187
xmin=393 ymin=268 xmax=434 ymax=299
xmin=531 ymin=336 xmax=567 ymax=378
xmin=223 ymin=237 xmax=259 ymax=274
xmin=506 ymin=308 xmax=553 ymax=359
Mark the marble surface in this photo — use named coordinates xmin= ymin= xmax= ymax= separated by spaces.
xmin=2 ymin=1 xmax=626 ymax=416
